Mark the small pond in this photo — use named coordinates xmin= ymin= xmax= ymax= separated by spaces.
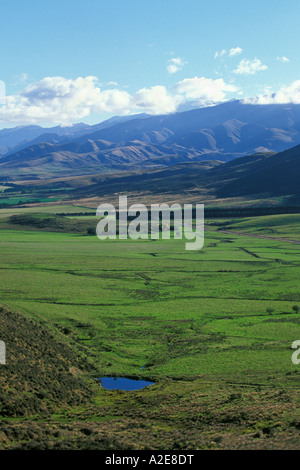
xmin=97 ymin=377 xmax=154 ymax=391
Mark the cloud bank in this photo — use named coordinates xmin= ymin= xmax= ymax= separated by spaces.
xmin=174 ymin=77 xmax=238 ymax=106
xmin=1 ymin=73 xmax=300 ymax=125
xmin=0 ymin=77 xmax=132 ymax=124
xmin=245 ymin=80 xmax=300 ymax=104
xmin=0 ymin=75 xmax=238 ymax=124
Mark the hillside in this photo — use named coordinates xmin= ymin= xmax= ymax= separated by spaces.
xmin=67 ymin=160 xmax=222 ymax=198
xmin=0 ymin=139 xmax=208 ymax=180
xmin=65 ymin=145 xmax=300 ymax=203
xmin=211 ymin=144 xmax=300 ymax=200
xmin=0 ymin=305 xmax=94 ymax=418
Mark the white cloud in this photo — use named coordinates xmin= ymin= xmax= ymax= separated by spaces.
xmin=234 ymin=58 xmax=268 ymax=75
xmin=107 ymin=81 xmax=119 ymax=86
xmin=0 ymin=76 xmax=132 ymax=124
xmin=276 ymin=56 xmax=290 ymax=63
xmin=133 ymin=86 xmax=181 ymax=114
xmin=215 ymin=47 xmax=242 ymax=59
xmin=174 ymin=76 xmax=238 ymax=106
xmin=167 ymin=57 xmax=186 ymax=74
xmin=214 ymin=49 xmax=226 ymax=59
xmin=229 ymin=47 xmax=243 ymax=57
xmin=245 ymin=80 xmax=300 ymax=104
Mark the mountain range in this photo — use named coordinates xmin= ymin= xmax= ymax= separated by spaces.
xmin=1 ymin=100 xmax=300 ymax=180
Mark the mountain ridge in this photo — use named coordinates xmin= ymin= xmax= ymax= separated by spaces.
xmin=1 ymin=100 xmax=300 ymax=179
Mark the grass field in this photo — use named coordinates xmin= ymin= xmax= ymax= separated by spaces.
xmin=211 ymin=214 xmax=300 ymax=241
xmin=0 ymin=210 xmax=300 ymax=449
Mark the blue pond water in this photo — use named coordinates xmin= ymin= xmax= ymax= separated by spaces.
xmin=98 ymin=377 xmax=154 ymax=391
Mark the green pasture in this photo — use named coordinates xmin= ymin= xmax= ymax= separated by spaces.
xmin=215 ymin=214 xmax=300 ymax=241
xmin=0 ymin=213 xmax=299 ymax=381
xmin=0 ymin=204 xmax=95 ymax=219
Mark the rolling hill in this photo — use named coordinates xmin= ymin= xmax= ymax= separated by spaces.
xmin=212 ymin=144 xmax=300 ymax=200
xmin=66 ymin=144 xmax=300 ymax=203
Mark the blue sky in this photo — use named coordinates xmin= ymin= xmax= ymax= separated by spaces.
xmin=0 ymin=0 xmax=299 ymax=127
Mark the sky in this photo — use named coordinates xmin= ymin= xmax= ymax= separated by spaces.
xmin=0 ymin=0 xmax=300 ymax=128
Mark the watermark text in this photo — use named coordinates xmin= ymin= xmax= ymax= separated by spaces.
xmin=292 ymin=340 xmax=300 ymax=365
xmin=96 ymin=197 xmax=204 ymax=250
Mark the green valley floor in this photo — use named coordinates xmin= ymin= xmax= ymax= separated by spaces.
xmin=0 ymin=212 xmax=299 ymax=449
